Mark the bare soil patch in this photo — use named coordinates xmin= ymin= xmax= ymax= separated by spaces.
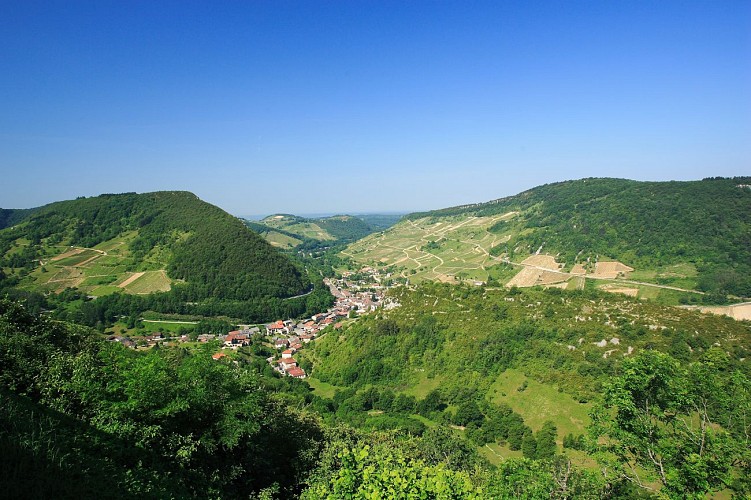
xmin=570 ymin=264 xmax=586 ymax=275
xmin=521 ymin=255 xmax=561 ymax=270
xmin=507 ymin=267 xmax=568 ymax=288
xmin=698 ymin=303 xmax=751 ymax=321
xmin=592 ymin=261 xmax=633 ymax=279
xmin=118 ymin=272 xmax=145 ymax=288
xmin=51 ymin=248 xmax=85 ymax=262
xmin=601 ymin=285 xmax=639 ymax=297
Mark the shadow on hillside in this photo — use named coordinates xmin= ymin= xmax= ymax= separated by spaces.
xmin=0 ymin=390 xmax=189 ymax=499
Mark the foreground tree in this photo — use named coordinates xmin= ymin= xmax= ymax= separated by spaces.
xmin=590 ymin=350 xmax=749 ymax=498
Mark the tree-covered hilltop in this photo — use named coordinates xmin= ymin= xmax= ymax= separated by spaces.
xmin=405 ymin=177 xmax=751 ymax=297
xmin=0 ymin=191 xmax=310 ymax=300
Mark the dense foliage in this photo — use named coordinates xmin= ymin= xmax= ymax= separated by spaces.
xmin=591 ymin=350 xmax=751 ymax=498
xmin=407 ymin=177 xmax=751 ymax=297
xmin=0 ymin=207 xmax=38 ymax=230
xmin=0 ymin=298 xmax=325 ymax=498
xmin=311 ymin=282 xmax=751 ymax=401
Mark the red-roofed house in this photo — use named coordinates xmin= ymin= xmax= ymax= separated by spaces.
xmin=225 ymin=331 xmax=249 ymax=348
xmin=282 ymin=348 xmax=296 ymax=359
xmin=287 ymin=366 xmax=306 ymax=379
xmin=278 ymin=358 xmax=297 ymax=372
xmin=267 ymin=320 xmax=288 ymax=335
xmin=212 ymin=352 xmax=228 ymax=361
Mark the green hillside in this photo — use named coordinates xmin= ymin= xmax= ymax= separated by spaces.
xmin=345 ymin=177 xmax=751 ymax=301
xmin=0 ymin=191 xmax=308 ymax=300
xmin=310 ymin=282 xmax=751 ymax=402
xmin=0 ymin=192 xmax=337 ymax=324
xmin=249 ymin=213 xmax=376 ymax=249
xmin=0 ymin=208 xmax=39 ymax=230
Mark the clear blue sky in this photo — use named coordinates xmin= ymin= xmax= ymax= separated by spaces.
xmin=1 ymin=1 xmax=749 ymax=216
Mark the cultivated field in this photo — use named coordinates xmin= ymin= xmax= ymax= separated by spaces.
xmin=343 ymin=212 xmax=517 ymax=283
xmin=343 ymin=213 xmax=708 ymax=305
xmin=690 ymin=302 xmax=751 ymax=321
xmin=20 ymin=231 xmax=173 ymax=297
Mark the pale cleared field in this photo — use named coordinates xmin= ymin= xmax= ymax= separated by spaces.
xmin=265 ymin=231 xmax=302 ymax=248
xmin=601 ymin=285 xmax=639 ymax=297
xmin=521 ymin=254 xmax=561 ymax=270
xmin=694 ymin=302 xmax=751 ymax=321
xmin=122 ymin=270 xmax=171 ymax=294
xmin=570 ymin=263 xmax=586 ymax=275
xmin=592 ymin=261 xmax=633 ymax=279
xmin=343 ymin=212 xmax=517 ymax=283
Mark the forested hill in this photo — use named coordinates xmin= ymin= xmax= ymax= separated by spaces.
xmin=0 ymin=208 xmax=38 ymax=230
xmin=0 ymin=191 xmax=309 ymax=301
xmin=406 ymin=177 xmax=751 ymax=296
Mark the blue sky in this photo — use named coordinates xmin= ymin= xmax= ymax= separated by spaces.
xmin=1 ymin=1 xmax=749 ymax=216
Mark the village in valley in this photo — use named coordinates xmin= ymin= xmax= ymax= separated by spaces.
xmin=108 ymin=267 xmax=392 ymax=380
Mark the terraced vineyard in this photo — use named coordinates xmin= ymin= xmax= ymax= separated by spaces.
xmin=342 ymin=178 xmax=751 ymax=307
xmin=22 ymin=230 xmax=173 ymax=296
xmin=343 ymin=212 xmax=517 ymax=283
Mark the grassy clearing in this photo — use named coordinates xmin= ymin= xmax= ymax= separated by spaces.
xmin=265 ymin=231 xmax=302 ymax=249
xmin=90 ymin=285 xmax=122 ymax=296
xmin=409 ymin=414 xmax=438 ymax=428
xmin=480 ymin=442 xmax=523 ymax=465
xmin=403 ymin=371 xmax=444 ymax=399
xmin=305 ymin=378 xmax=345 ymax=399
xmin=487 ymin=369 xmax=591 ymax=436
xmin=140 ymin=320 xmax=196 ymax=333
xmin=53 ymin=249 xmax=100 ymax=267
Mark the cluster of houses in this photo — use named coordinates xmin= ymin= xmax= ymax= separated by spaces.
xmin=107 ymin=267 xmax=392 ymax=381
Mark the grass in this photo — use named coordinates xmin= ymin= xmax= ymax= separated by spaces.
xmin=343 ymin=213 xmax=513 ymax=284
xmin=265 ymin=231 xmax=302 ymax=249
xmin=306 ymin=377 xmax=345 ymax=399
xmin=480 ymin=442 xmax=523 ymax=465
xmin=402 ymin=371 xmax=443 ymax=399
xmin=487 ymin=369 xmax=591 ymax=436
xmin=53 ymin=249 xmax=100 ymax=267
xmin=139 ymin=320 xmax=197 ymax=333
xmin=90 ymin=285 xmax=121 ymax=296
